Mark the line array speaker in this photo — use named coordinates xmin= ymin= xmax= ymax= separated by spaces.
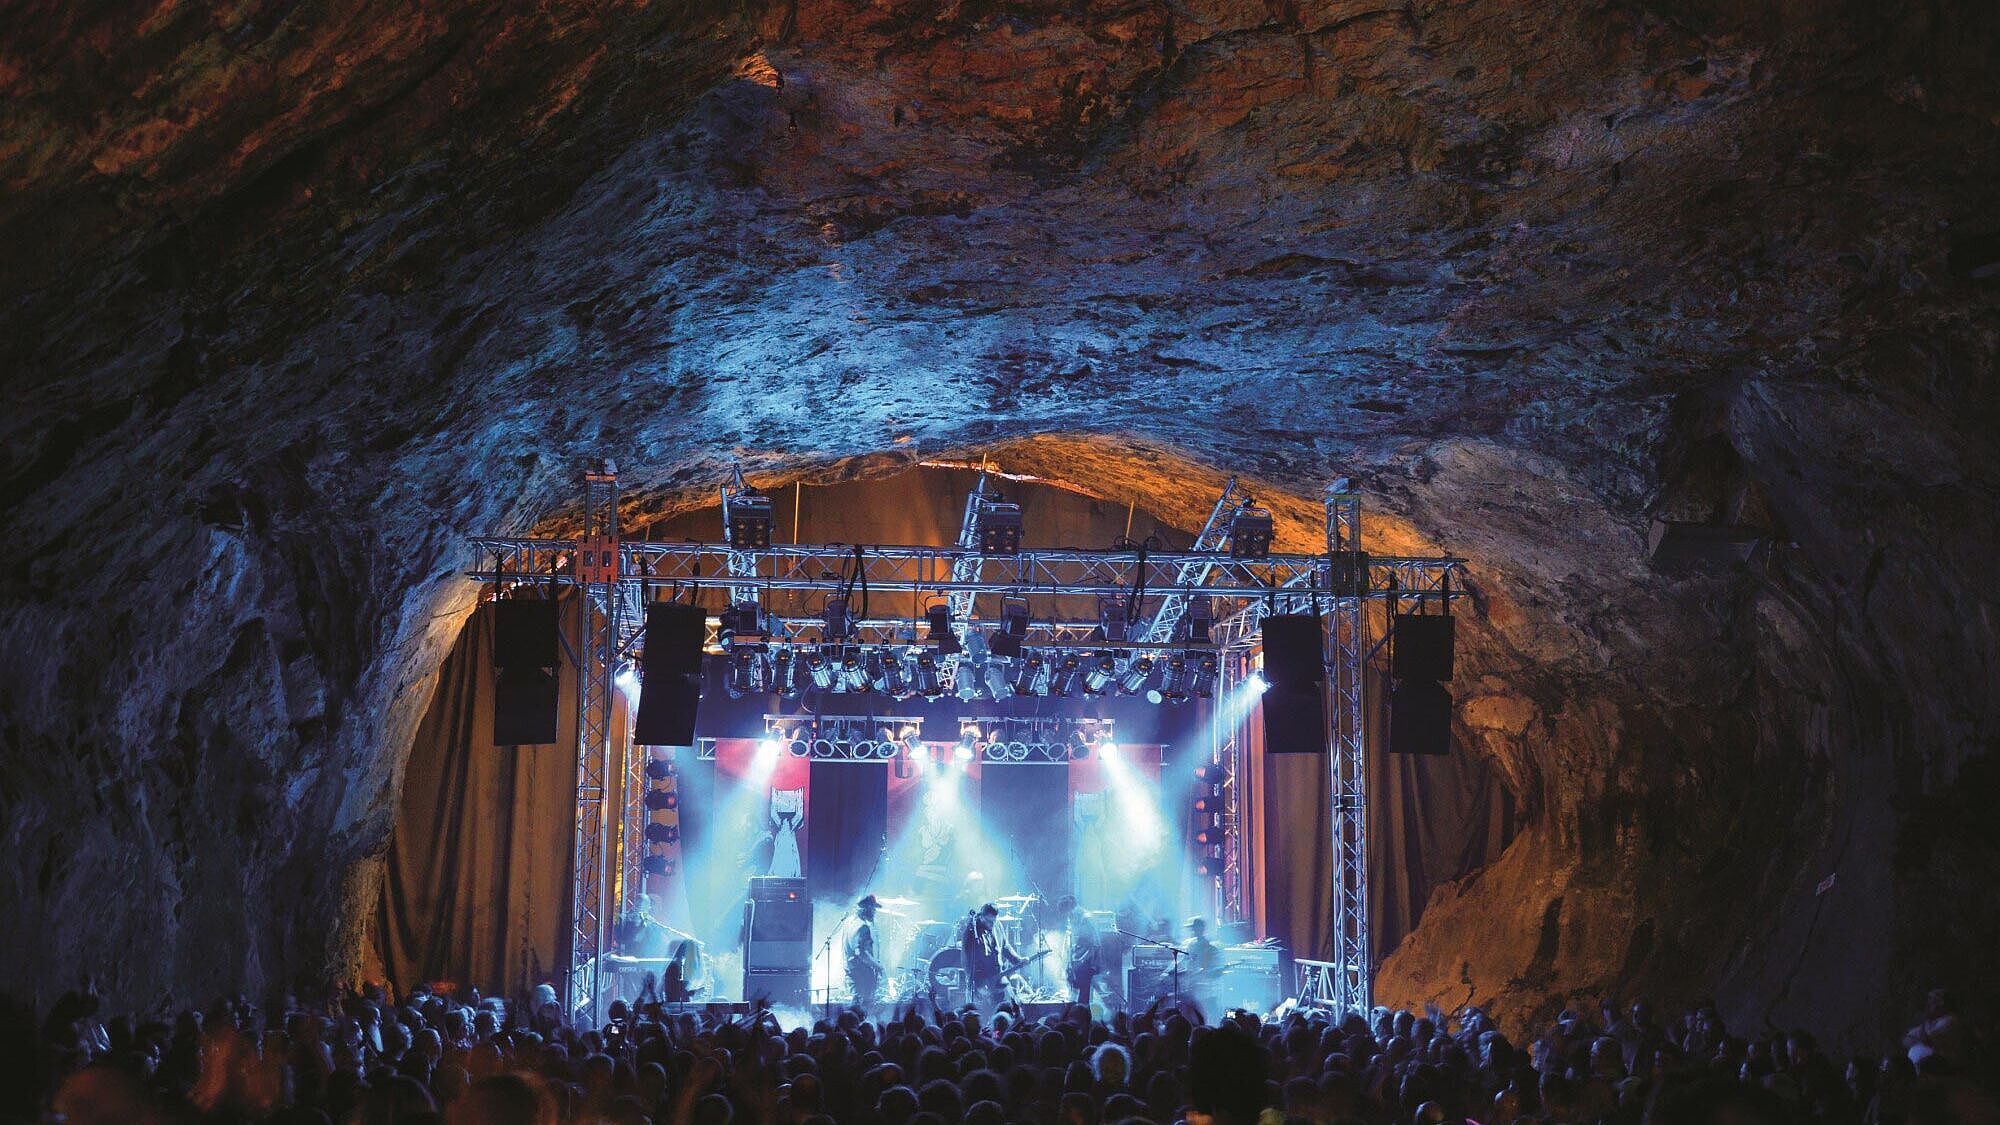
xmin=635 ymin=602 xmax=706 ymax=746
xmin=492 ymin=600 xmax=559 ymax=745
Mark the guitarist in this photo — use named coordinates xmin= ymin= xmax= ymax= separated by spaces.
xmin=959 ymin=902 xmax=1024 ymax=1009
xmin=845 ymin=895 xmax=886 ymax=1010
xmin=1056 ymin=895 xmax=1099 ymax=1008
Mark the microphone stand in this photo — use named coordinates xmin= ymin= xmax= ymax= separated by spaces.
xmin=819 ymin=916 xmax=848 ymax=1024
xmin=1117 ymin=927 xmax=1187 ymax=1007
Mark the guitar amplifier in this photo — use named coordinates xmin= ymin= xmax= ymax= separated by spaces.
xmin=744 ymin=877 xmax=810 ymax=972
xmin=1127 ymin=946 xmax=1176 ymax=1003
xmin=1213 ymin=945 xmax=1283 ymax=1015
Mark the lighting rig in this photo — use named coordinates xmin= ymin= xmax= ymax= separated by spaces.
xmin=694 ymin=714 xmax=1115 ymax=765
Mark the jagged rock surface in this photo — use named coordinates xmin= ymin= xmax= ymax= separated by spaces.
xmin=2 ymin=0 xmax=1996 ymax=1042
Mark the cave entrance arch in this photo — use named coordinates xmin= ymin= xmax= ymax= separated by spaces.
xmin=462 ymin=460 xmax=1465 ymax=1022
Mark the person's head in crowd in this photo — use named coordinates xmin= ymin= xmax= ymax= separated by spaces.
xmin=444 ymin=1074 xmax=557 ymax=1125
xmin=1187 ymin=1026 xmax=1268 ymax=1125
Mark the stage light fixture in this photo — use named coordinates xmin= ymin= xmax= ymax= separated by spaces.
xmin=912 ymin=652 xmax=944 ymax=697
xmin=823 ymin=596 xmax=852 ymax=641
xmin=1011 ymin=653 xmax=1047 ymax=696
xmin=1187 ymin=597 xmax=1213 ymax=644
xmin=772 ymin=649 xmax=802 ymax=698
xmin=1067 ymin=731 xmax=1091 ymax=761
xmin=725 ymin=649 xmax=760 ymax=698
xmin=1082 ymin=651 xmax=1119 ymax=694
xmin=1118 ymin=655 xmax=1155 ymax=696
xmin=1246 ymin=671 xmax=1268 ymax=693
xmin=989 ymin=598 xmax=1031 ymax=659
xmin=1100 ymin=740 xmax=1121 ymax=760
xmin=1149 ymin=654 xmax=1189 ymax=704
xmin=841 ymin=648 xmax=870 ymax=692
xmin=719 ymin=601 xmax=767 ymax=645
xmin=1189 ymin=653 xmax=1219 ymax=698
xmin=807 ymin=649 xmax=833 ymax=690
xmin=879 ymin=651 xmax=910 ymax=696
xmin=1227 ymin=502 xmax=1275 ymax=559
xmin=757 ymin=737 xmax=783 ymax=759
xmin=975 ymin=497 xmax=1024 ymax=554
xmin=1049 ymin=654 xmax=1083 ymax=696
xmin=925 ymin=600 xmax=962 ymax=655
xmin=726 ymin=488 xmax=774 ymax=549
xmin=1097 ymin=596 xmax=1129 ymax=642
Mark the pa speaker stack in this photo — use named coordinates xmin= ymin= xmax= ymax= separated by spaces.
xmin=1260 ymin=613 xmax=1327 ymax=754
xmin=1389 ymin=610 xmax=1455 ymax=755
xmin=634 ymin=602 xmax=706 ymax=746
xmin=492 ymin=599 xmax=559 ymax=745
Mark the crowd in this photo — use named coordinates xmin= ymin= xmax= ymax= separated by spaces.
xmin=12 ymin=979 xmax=1992 ymax=1125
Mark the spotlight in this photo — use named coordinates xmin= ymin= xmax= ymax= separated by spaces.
xmin=975 ymin=497 xmax=1024 ymax=554
xmin=1083 ymin=651 xmax=1119 ymax=695
xmin=1100 ymin=740 xmax=1121 ymax=760
xmin=726 ymin=649 xmax=762 ymax=698
xmin=772 ymin=649 xmax=802 ymax=698
xmin=1227 ymin=502 xmax=1275 ymax=559
xmin=925 ymin=600 xmax=962 ymax=656
xmin=1117 ymin=655 xmax=1155 ymax=696
xmin=614 ymin=661 xmax=641 ymax=699
xmin=1246 ymin=671 xmax=1268 ymax=693
xmin=1068 ymin=732 xmax=1091 ymax=761
xmin=878 ymin=650 xmax=910 ymax=696
xmin=823 ymin=596 xmax=851 ymax=642
xmin=1049 ymin=654 xmax=1083 ymax=696
xmin=757 ymin=737 xmax=783 ymax=759
xmin=1187 ymin=597 xmax=1213 ymax=645
xmin=1011 ymin=653 xmax=1047 ymax=696
xmin=955 ymin=739 xmax=975 ymax=763
xmin=807 ymin=649 xmax=833 ymax=690
xmin=1189 ymin=653 xmax=1219 ymax=698
xmin=719 ymin=601 xmax=767 ymax=645
xmin=1148 ymin=654 xmax=1189 ymax=704
xmin=726 ymin=488 xmax=774 ymax=550
xmin=912 ymin=652 xmax=944 ymax=697
xmin=841 ymin=647 xmax=869 ymax=692
xmin=990 ymin=598 xmax=1030 ymax=659
xmin=1097 ymin=596 xmax=1129 ymax=643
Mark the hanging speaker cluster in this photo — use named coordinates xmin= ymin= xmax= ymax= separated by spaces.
xmin=634 ymin=602 xmax=707 ymax=746
xmin=1389 ymin=605 xmax=1455 ymax=755
xmin=492 ymin=599 xmax=559 ymax=745
xmin=1259 ymin=613 xmax=1327 ymax=754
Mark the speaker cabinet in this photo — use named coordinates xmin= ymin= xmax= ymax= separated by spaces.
xmin=493 ymin=600 xmax=558 ymax=670
xmin=1260 ymin=614 xmax=1325 ymax=687
xmin=635 ymin=602 xmax=707 ymax=746
xmin=1391 ymin=614 xmax=1455 ymax=682
xmin=1261 ymin=682 xmax=1328 ymax=754
xmin=1389 ymin=679 xmax=1453 ymax=755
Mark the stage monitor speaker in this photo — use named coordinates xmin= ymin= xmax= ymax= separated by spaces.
xmin=1262 ymin=683 xmax=1327 ymax=754
xmin=1390 ymin=679 xmax=1453 ymax=755
xmin=493 ymin=600 xmax=557 ymax=670
xmin=1392 ymin=614 xmax=1455 ymax=682
xmin=742 ymin=969 xmax=810 ymax=1008
xmin=635 ymin=602 xmax=707 ymax=746
xmin=1260 ymin=614 xmax=1325 ymax=687
xmin=493 ymin=667 xmax=558 ymax=745
xmin=1215 ymin=945 xmax=1284 ymax=1015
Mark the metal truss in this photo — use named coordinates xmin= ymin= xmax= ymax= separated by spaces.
xmin=566 ymin=465 xmax=625 ymax=1028
xmin=1136 ymin=477 xmax=1242 ymax=643
xmin=1324 ymin=483 xmax=1370 ymax=1015
xmin=1294 ymin=958 xmax=1340 ymax=1010
xmin=469 ymin=464 xmax=1465 ymax=1023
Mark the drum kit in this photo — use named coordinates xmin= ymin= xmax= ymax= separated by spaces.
xmin=860 ymin=892 xmax=1069 ymax=1006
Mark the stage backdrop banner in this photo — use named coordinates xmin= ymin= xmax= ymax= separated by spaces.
xmin=807 ymin=761 xmax=888 ymax=900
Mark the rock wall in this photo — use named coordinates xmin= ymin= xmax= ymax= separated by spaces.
xmin=1 ymin=0 xmax=1996 ymax=1045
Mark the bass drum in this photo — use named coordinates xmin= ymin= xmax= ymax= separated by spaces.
xmin=926 ymin=946 xmax=968 ymax=1008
